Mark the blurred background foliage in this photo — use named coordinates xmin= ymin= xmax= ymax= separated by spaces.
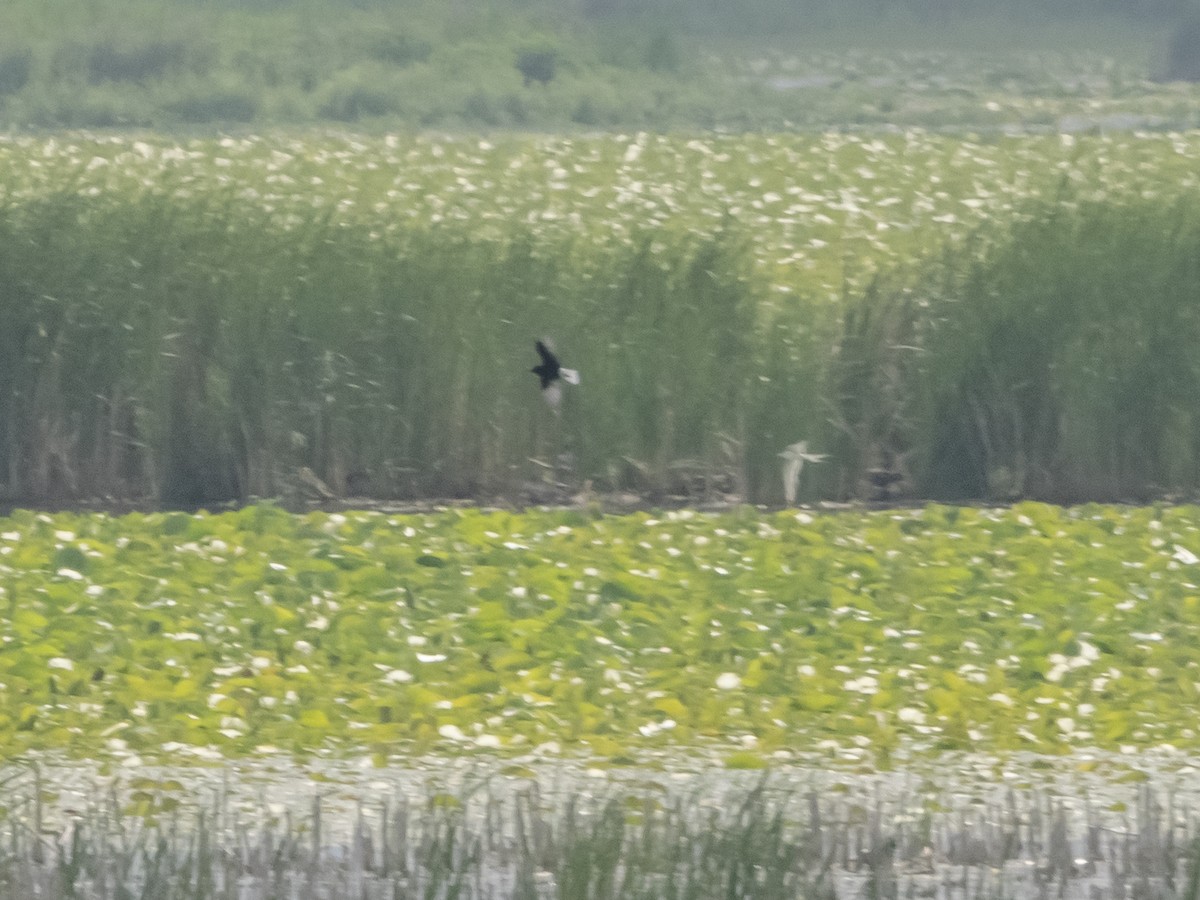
xmin=0 ymin=0 xmax=1193 ymax=130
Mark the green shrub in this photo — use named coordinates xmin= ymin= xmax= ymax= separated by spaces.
xmin=516 ymin=45 xmax=558 ymax=86
xmin=86 ymin=38 xmax=200 ymax=84
xmin=0 ymin=46 xmax=31 ymax=95
xmin=21 ymin=83 xmax=153 ymax=128
xmin=316 ymin=64 xmax=403 ymax=120
xmin=1164 ymin=12 xmax=1200 ymax=81
xmin=163 ymin=87 xmax=259 ymax=123
xmin=363 ymin=28 xmax=433 ymax=67
xmin=643 ymin=28 xmax=681 ymax=73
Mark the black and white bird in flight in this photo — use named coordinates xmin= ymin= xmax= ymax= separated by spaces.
xmin=531 ymin=340 xmax=579 ymax=411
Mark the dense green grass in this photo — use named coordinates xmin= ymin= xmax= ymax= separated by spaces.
xmin=914 ymin=193 xmax=1200 ymax=501
xmin=0 ymin=180 xmax=772 ymax=504
xmin=2 ymin=503 xmax=1200 ymax=762
xmin=2 ymin=133 xmax=1200 ymax=503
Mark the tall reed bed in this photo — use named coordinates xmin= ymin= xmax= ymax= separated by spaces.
xmin=3 ymin=133 xmax=1200 ymax=504
xmin=0 ymin=185 xmax=830 ymax=504
xmin=884 ymin=190 xmax=1200 ymax=501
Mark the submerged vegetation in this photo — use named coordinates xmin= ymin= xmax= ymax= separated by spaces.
xmin=2 ymin=761 xmax=1195 ymax=900
xmin=1 ymin=503 xmax=1200 ymax=762
xmin=0 ymin=133 xmax=1199 ymax=503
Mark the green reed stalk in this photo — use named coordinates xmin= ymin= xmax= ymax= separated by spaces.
xmin=0 ymin=187 xmax=809 ymax=505
xmin=911 ymin=189 xmax=1200 ymax=501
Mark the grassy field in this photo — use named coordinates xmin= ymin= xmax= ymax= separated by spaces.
xmin=0 ymin=131 xmax=1199 ymax=505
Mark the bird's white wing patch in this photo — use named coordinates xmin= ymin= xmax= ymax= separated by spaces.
xmin=778 ymin=440 xmax=827 ymax=505
xmin=560 ymin=368 xmax=580 ymax=385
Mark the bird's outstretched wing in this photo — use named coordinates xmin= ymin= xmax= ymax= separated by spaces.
xmin=535 ymin=340 xmax=558 ymax=368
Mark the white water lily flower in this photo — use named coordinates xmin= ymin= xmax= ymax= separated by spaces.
xmin=438 ymin=724 xmax=466 ymax=740
xmin=715 ymin=672 xmax=741 ymax=690
xmin=48 ymin=657 xmax=74 ymax=670
xmin=416 ymin=652 xmax=447 ymax=663
xmin=843 ymin=676 xmax=878 ymax=694
xmin=1174 ymin=545 xmax=1199 ymax=565
xmin=384 ymin=669 xmax=413 ymax=683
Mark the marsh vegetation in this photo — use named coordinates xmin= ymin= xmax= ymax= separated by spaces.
xmin=2 ymin=3 xmax=1199 ymax=897
xmin=0 ymin=132 xmax=1199 ymax=505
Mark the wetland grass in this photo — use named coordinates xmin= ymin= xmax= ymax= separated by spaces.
xmin=910 ymin=192 xmax=1200 ymax=502
xmin=2 ymin=764 xmax=1197 ymax=900
xmin=1 ymin=135 xmax=1200 ymax=505
xmin=0 ymin=188 xmax=778 ymax=505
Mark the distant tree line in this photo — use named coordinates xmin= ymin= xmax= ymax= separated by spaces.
xmin=578 ymin=0 xmax=1195 ymax=19
xmin=171 ymin=0 xmax=1198 ymax=17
